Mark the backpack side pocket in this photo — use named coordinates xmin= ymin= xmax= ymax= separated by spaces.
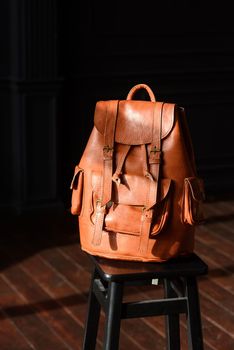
xmin=181 ymin=177 xmax=205 ymax=225
xmin=70 ymin=166 xmax=84 ymax=215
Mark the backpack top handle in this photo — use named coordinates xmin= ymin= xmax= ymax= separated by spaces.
xmin=126 ymin=83 xmax=156 ymax=102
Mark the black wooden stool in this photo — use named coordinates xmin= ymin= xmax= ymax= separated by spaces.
xmin=83 ymin=253 xmax=208 ymax=350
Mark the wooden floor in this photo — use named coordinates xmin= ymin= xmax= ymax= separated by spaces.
xmin=0 ymin=198 xmax=234 ymax=350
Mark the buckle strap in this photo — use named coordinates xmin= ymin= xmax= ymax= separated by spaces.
xmin=101 ymin=100 xmax=119 ymax=206
xmin=92 ymin=202 xmax=106 ymax=246
xmin=149 ymin=146 xmax=161 ymax=164
xmin=149 ymin=102 xmax=164 ymax=166
xmin=103 ymin=145 xmax=114 ymax=159
xmin=139 ymin=208 xmax=153 ymax=255
xmin=138 ymin=102 xmax=164 ymax=255
xmin=112 ymin=144 xmax=131 ymax=186
xmin=92 ymin=100 xmax=119 ymax=246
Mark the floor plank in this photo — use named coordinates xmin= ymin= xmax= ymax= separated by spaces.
xmin=0 ymin=276 xmax=70 ymax=350
xmin=0 ymin=309 xmax=35 ymax=350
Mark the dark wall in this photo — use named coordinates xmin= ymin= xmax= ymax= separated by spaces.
xmin=1 ymin=1 xmax=234 ymax=215
xmin=0 ymin=0 xmax=62 ymax=214
xmin=61 ymin=1 xmax=234 ymax=203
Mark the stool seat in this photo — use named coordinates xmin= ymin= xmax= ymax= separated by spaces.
xmin=90 ymin=253 xmax=208 ymax=281
xmin=82 ymin=252 xmax=208 ymax=350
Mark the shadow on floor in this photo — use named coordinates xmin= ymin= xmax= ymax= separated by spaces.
xmin=0 ymin=207 xmax=79 ymax=271
xmin=0 ymin=292 xmax=89 ymax=319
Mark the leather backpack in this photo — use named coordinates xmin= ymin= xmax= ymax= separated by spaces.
xmin=70 ymin=84 xmax=205 ymax=262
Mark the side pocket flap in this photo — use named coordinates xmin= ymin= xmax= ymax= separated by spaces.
xmin=182 ymin=177 xmax=205 ymax=225
xmin=184 ymin=177 xmax=205 ymax=201
xmin=70 ymin=166 xmax=84 ymax=215
xmin=70 ymin=166 xmax=83 ymax=190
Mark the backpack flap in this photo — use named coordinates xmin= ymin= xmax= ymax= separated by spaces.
xmin=181 ymin=177 xmax=205 ymax=225
xmin=94 ymin=100 xmax=175 ymax=145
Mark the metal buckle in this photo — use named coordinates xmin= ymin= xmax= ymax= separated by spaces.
xmin=150 ymin=146 xmax=160 ymax=154
xmin=103 ymin=145 xmax=113 ymax=152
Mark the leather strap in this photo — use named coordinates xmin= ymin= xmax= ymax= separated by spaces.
xmin=112 ymin=144 xmax=131 ymax=186
xmin=148 ymin=102 xmax=164 ymax=208
xmin=102 ymin=100 xmax=119 ymax=206
xmin=141 ymin=144 xmax=153 ymax=181
xmin=92 ymin=100 xmax=119 ymax=246
xmin=92 ymin=201 xmax=106 ymax=246
xmin=138 ymin=102 xmax=163 ymax=255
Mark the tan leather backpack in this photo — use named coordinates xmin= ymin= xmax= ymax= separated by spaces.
xmin=70 ymin=84 xmax=205 ymax=262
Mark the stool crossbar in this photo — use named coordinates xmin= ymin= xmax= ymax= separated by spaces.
xmin=82 ymin=253 xmax=208 ymax=350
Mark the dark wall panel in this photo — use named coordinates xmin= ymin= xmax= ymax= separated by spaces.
xmin=0 ymin=0 xmax=61 ymax=214
xmin=0 ymin=1 xmax=10 ymax=77
xmin=25 ymin=95 xmax=57 ymax=202
xmin=0 ymin=93 xmax=13 ymax=204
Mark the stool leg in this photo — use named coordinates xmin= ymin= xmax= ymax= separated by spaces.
xmin=103 ymin=281 xmax=123 ymax=350
xmin=164 ymin=279 xmax=181 ymax=350
xmin=83 ymin=268 xmax=101 ymax=350
xmin=185 ymin=277 xmax=204 ymax=350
